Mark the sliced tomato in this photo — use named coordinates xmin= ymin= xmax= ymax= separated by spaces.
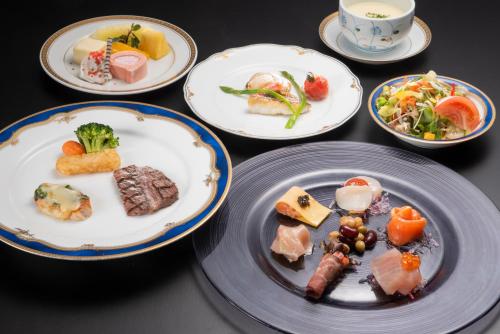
xmin=435 ymin=96 xmax=481 ymax=132
xmin=344 ymin=177 xmax=369 ymax=187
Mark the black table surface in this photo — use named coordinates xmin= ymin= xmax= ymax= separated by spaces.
xmin=2 ymin=1 xmax=499 ymax=333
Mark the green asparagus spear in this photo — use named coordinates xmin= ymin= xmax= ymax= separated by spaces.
xmin=280 ymin=71 xmax=307 ymax=129
xmin=219 ymin=86 xmax=296 ymax=114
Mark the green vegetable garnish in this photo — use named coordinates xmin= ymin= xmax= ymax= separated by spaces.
xmin=34 ymin=186 xmax=47 ymax=201
xmin=378 ymin=105 xmax=397 ymax=118
xmin=219 ymin=86 xmax=296 ymax=114
xmin=366 ymin=12 xmax=389 ymax=18
xmin=421 ymin=107 xmax=434 ymax=124
xmin=112 ymin=23 xmax=142 ymax=48
xmin=220 ymin=71 xmax=308 ymax=129
xmin=376 ymin=97 xmax=388 ymax=109
xmin=75 ymin=123 xmax=119 ymax=154
xmin=280 ymin=71 xmax=307 ymax=129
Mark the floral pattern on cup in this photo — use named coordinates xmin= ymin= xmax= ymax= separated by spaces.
xmin=339 ymin=0 xmax=415 ymax=52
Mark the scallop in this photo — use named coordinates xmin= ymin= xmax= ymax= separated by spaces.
xmin=358 ymin=176 xmax=383 ymax=200
xmin=335 ymin=185 xmax=373 ymax=211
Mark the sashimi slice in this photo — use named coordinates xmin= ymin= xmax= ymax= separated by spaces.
xmin=435 ymin=96 xmax=481 ymax=132
xmin=370 ymin=249 xmax=422 ymax=295
xmin=271 ymin=225 xmax=313 ymax=262
xmin=335 ymin=185 xmax=373 ymax=211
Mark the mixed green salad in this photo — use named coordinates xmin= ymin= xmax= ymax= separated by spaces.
xmin=375 ymin=71 xmax=480 ymax=140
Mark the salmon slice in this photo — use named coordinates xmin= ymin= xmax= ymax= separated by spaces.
xmin=387 ymin=206 xmax=427 ymax=246
xmin=435 ymin=96 xmax=481 ymax=132
xmin=370 ymin=248 xmax=422 ymax=296
xmin=271 ymin=224 xmax=312 ymax=262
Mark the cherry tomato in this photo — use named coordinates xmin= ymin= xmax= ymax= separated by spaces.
xmin=344 ymin=177 xmax=369 ymax=187
xmin=304 ymin=72 xmax=329 ymax=101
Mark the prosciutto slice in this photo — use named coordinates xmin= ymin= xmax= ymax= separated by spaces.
xmin=271 ymin=225 xmax=313 ymax=262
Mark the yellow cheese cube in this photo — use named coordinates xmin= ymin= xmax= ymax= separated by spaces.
xmin=275 ymin=186 xmax=331 ymax=227
xmin=138 ymin=28 xmax=170 ymax=60
xmin=72 ymin=37 xmax=106 ymax=65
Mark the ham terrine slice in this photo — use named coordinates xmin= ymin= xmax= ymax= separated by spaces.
xmin=109 ymin=51 xmax=147 ymax=83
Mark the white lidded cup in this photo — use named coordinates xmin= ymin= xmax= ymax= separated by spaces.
xmin=339 ymin=0 xmax=415 ymax=52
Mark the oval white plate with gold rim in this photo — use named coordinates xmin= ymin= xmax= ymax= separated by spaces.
xmin=0 ymin=102 xmax=231 ymax=260
xmin=184 ymin=44 xmax=362 ymax=140
xmin=319 ymin=12 xmax=431 ymax=64
xmin=40 ymin=16 xmax=197 ymax=95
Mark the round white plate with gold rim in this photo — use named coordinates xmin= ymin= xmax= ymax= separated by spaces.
xmin=184 ymin=44 xmax=362 ymax=140
xmin=40 ymin=16 xmax=197 ymax=95
xmin=319 ymin=12 xmax=431 ymax=64
xmin=0 ymin=102 xmax=231 ymax=260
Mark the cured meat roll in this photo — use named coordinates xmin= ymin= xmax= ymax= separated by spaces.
xmin=306 ymin=241 xmax=350 ymax=299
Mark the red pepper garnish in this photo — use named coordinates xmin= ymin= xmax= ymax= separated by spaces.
xmin=450 ymin=83 xmax=456 ymax=96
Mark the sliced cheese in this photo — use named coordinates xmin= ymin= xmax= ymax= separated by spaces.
xmin=40 ymin=183 xmax=82 ymax=211
xmin=72 ymin=37 xmax=106 ymax=65
xmin=275 ymin=186 xmax=331 ymax=227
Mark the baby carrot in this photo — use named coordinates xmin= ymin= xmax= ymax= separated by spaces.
xmin=62 ymin=140 xmax=85 ymax=155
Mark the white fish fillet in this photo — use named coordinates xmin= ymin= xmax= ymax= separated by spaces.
xmin=271 ymin=224 xmax=313 ymax=262
xmin=370 ymin=248 xmax=422 ymax=295
xmin=335 ymin=185 xmax=373 ymax=211
xmin=247 ymin=94 xmax=311 ymax=116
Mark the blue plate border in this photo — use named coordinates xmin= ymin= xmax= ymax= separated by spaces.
xmin=0 ymin=101 xmax=232 ymax=260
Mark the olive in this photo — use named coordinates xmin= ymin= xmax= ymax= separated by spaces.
xmin=328 ymin=231 xmax=340 ymax=240
xmin=340 ymin=225 xmax=359 ymax=239
xmin=354 ymin=217 xmax=363 ymax=227
xmin=356 ymin=233 xmax=365 ymax=241
xmin=365 ymin=230 xmax=378 ymax=248
xmin=355 ymin=240 xmax=366 ymax=253
xmin=357 ymin=225 xmax=368 ymax=234
xmin=339 ymin=216 xmax=350 ymax=226
xmin=347 ymin=219 xmax=357 ymax=228
xmin=338 ymin=235 xmax=355 ymax=245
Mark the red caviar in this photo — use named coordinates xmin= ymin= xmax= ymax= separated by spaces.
xmin=401 ymin=252 xmax=420 ymax=271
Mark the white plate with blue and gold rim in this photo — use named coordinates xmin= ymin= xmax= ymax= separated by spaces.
xmin=368 ymin=75 xmax=496 ymax=148
xmin=319 ymin=12 xmax=431 ymax=64
xmin=40 ymin=15 xmax=197 ymax=95
xmin=0 ymin=101 xmax=231 ymax=260
xmin=184 ymin=44 xmax=362 ymax=140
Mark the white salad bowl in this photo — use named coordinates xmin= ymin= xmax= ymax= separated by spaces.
xmin=339 ymin=0 xmax=415 ymax=52
xmin=368 ymin=75 xmax=496 ymax=149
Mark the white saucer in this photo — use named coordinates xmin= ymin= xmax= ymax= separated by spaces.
xmin=319 ymin=12 xmax=431 ymax=64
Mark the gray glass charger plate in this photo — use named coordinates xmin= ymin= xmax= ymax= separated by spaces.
xmin=193 ymin=141 xmax=500 ymax=334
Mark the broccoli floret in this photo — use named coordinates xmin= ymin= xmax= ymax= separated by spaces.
xmin=34 ymin=185 xmax=47 ymax=201
xmin=74 ymin=123 xmax=120 ymax=153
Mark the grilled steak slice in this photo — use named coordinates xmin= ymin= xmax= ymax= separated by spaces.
xmin=113 ymin=165 xmax=179 ymax=216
